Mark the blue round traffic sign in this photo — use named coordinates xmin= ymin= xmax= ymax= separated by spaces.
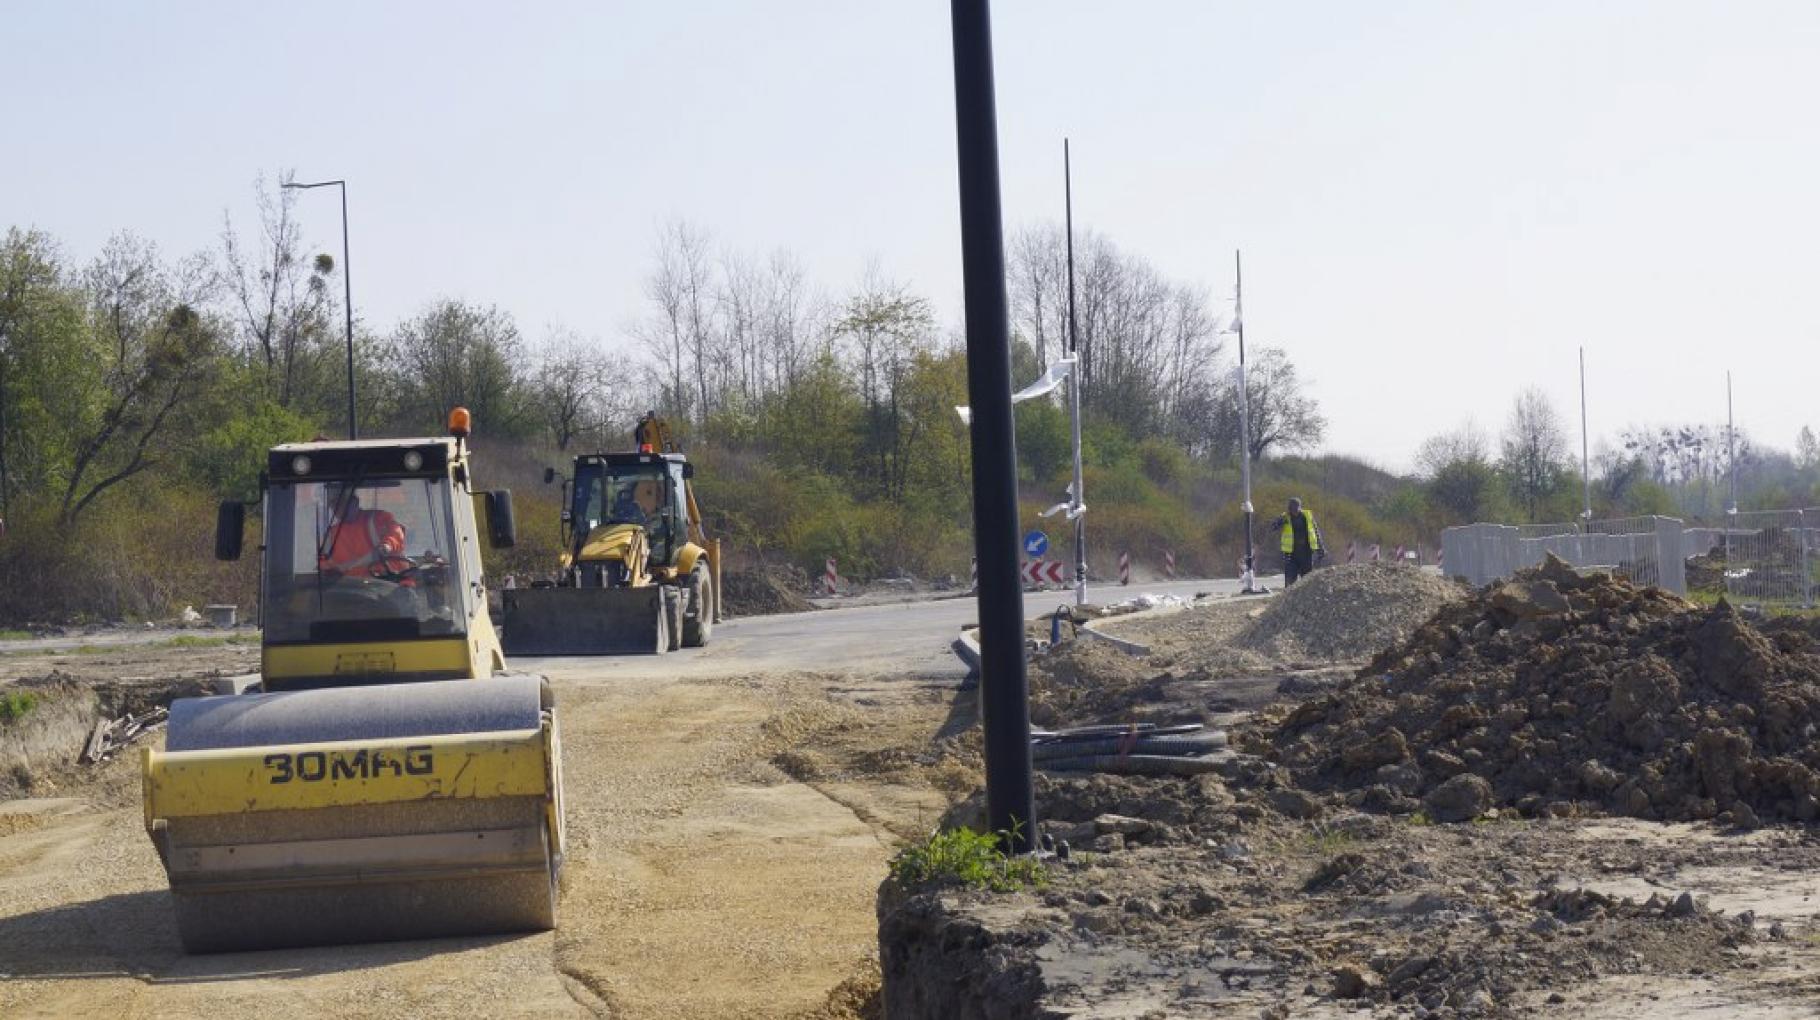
xmin=1023 ymin=530 xmax=1049 ymax=558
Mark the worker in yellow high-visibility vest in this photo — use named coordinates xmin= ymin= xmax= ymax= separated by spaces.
xmin=1274 ymin=496 xmax=1324 ymax=586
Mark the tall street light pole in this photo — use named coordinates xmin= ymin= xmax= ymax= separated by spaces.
xmin=950 ymin=0 xmax=1034 ymax=852
xmin=1063 ymin=139 xmax=1087 ymax=607
xmin=282 ymin=179 xmax=357 ymax=440
xmin=1235 ymin=250 xmax=1259 ymax=593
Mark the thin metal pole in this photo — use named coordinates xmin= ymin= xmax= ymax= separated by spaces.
xmin=1580 ymin=346 xmax=1591 ymax=522
xmin=1727 ymin=371 xmax=1738 ymax=515
xmin=1064 ymin=138 xmax=1086 ymax=607
xmin=339 ymin=183 xmax=356 ymax=440
xmin=1236 ymin=250 xmax=1257 ymax=590
xmin=283 ymin=178 xmax=357 ymax=439
xmin=949 ymin=0 xmax=1033 ymax=852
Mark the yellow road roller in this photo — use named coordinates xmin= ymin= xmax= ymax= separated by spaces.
xmin=142 ymin=409 xmax=565 ymax=952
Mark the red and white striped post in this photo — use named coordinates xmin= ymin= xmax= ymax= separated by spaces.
xmin=1164 ymin=550 xmax=1175 ymax=579
xmin=1346 ymin=540 xmax=1357 ymax=564
xmin=1369 ymin=543 xmax=1381 ymax=562
xmin=1118 ymin=551 xmax=1131 ymax=586
xmin=1393 ymin=543 xmax=1405 ymax=564
xmin=1436 ymin=546 xmax=1445 ymax=571
xmin=824 ymin=557 xmax=838 ymax=595
xmin=969 ymin=557 xmax=978 ymax=590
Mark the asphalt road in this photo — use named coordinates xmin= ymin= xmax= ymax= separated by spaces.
xmin=523 ymin=575 xmax=1253 ymax=684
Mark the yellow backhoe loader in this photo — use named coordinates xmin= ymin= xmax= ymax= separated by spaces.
xmin=141 ymin=408 xmax=565 ymax=952
xmin=500 ymin=413 xmax=721 ymax=655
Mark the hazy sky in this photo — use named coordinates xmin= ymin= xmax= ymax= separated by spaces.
xmin=7 ymin=1 xmax=1818 ymax=471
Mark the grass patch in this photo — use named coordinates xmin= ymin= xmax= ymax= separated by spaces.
xmin=888 ymin=826 xmax=1047 ymax=893
xmin=157 ymin=633 xmax=255 ymax=649
xmin=0 ymin=629 xmax=31 ymax=641
xmin=0 ymin=690 xmax=38 ymax=725
xmin=1407 ymin=810 xmax=1434 ymax=826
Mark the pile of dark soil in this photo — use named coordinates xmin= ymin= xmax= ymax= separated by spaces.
xmin=1257 ymin=554 xmax=1820 ymax=825
xmin=1685 ymin=546 xmax=1727 ymax=593
xmin=1026 ymin=639 xmax=1170 ymax=728
xmin=720 ymin=566 xmax=817 ymax=617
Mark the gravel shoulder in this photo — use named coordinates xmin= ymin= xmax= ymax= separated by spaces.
xmin=1 ymin=641 xmax=967 ymax=1018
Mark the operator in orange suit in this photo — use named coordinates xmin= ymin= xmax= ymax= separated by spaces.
xmin=318 ymin=486 xmax=410 ymax=580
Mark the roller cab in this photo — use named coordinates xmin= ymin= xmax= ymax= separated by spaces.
xmin=149 ymin=414 xmax=565 ymax=953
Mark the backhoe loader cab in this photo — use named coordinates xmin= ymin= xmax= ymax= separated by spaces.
xmin=149 ymin=415 xmax=565 ymax=953
xmin=566 ymin=452 xmax=690 ymax=573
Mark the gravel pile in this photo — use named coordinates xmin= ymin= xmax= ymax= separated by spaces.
xmin=1260 ymin=554 xmax=1820 ymax=825
xmin=1235 ymin=563 xmax=1465 ymax=661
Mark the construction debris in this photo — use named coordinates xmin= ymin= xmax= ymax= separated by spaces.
xmin=78 ymin=705 xmax=167 ymax=764
xmin=1031 ymin=722 xmax=1230 ymax=776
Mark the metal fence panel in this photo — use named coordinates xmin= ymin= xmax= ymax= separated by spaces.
xmin=1440 ymin=515 xmax=1688 ymax=595
xmin=1725 ymin=510 xmax=1810 ymax=608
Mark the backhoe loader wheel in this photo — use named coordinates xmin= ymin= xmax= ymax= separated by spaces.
xmin=653 ymin=594 xmax=671 ymax=654
xmin=682 ymin=564 xmax=714 ymax=647
xmin=664 ymin=586 xmax=683 ymax=652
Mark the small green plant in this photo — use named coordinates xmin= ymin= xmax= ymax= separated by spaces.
xmin=1304 ymin=829 xmax=1355 ymax=854
xmin=0 ymin=690 xmax=38 ymax=724
xmin=1407 ymin=810 xmax=1434 ymax=827
xmin=889 ymin=826 xmax=1047 ymax=893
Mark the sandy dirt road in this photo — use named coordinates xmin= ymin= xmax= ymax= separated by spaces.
xmin=0 ymin=593 xmax=1036 ymax=1019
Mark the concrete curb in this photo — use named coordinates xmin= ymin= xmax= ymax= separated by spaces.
xmin=1076 ymin=624 xmax=1152 ymax=656
xmin=951 ymin=628 xmax=981 ymax=680
xmin=1075 ymin=598 xmax=1205 ymax=657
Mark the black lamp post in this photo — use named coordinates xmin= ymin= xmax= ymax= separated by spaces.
xmin=281 ymin=179 xmax=356 ymax=440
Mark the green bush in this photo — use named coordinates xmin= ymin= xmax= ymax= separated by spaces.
xmin=0 ymin=690 xmax=37 ymax=725
xmin=888 ymin=826 xmax=1046 ymax=893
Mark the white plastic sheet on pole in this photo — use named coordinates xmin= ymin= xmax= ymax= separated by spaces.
xmin=955 ymin=357 xmax=1074 ymax=424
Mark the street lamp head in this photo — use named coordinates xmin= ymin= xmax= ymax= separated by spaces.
xmin=282 ymin=180 xmax=344 ymax=190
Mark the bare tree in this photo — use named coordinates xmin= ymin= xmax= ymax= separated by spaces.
xmin=221 ymin=174 xmax=337 ymax=409
xmin=759 ymin=249 xmax=821 ymax=395
xmin=1415 ymin=421 xmax=1492 ymax=477
xmin=1006 ymin=224 xmax=1223 ymax=440
xmin=533 ymin=328 xmax=621 ymax=451
xmin=635 ymin=221 xmax=722 ymax=423
xmin=1213 ymin=347 xmax=1327 ymax=462
xmin=1500 ymin=388 xmax=1568 ymax=520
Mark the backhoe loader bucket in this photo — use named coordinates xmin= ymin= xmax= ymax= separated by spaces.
xmin=143 ymin=675 xmax=564 ymax=953
xmin=499 ymin=586 xmax=669 ymax=656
